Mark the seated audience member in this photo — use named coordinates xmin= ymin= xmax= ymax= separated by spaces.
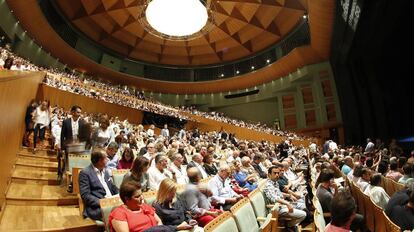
xmin=123 ymin=157 xmax=150 ymax=192
xmin=203 ymin=154 xmax=218 ymax=176
xmin=106 ymin=141 xmax=120 ymax=171
xmin=208 ymin=165 xmax=243 ymax=211
xmin=153 ymin=179 xmax=199 ymax=231
xmin=187 ymin=154 xmax=208 ymax=179
xmin=241 ymin=156 xmax=256 ymax=175
xmin=386 ymin=160 xmax=403 ymax=182
xmin=341 ymin=156 xmax=353 ymax=176
xmin=79 ymin=149 xmax=119 ymax=220
xmin=385 ymin=181 xmax=414 ymax=217
xmin=180 ymin=167 xmax=220 ymax=227
xmin=263 ymin=166 xmax=306 ymax=230
xmin=408 ymin=151 xmax=414 ymax=165
xmin=348 ymin=163 xmax=363 ymax=184
xmin=252 ymin=154 xmax=268 ymax=179
xmin=109 ymin=181 xmax=168 ymax=232
xmin=232 ymin=160 xmax=258 ymax=192
xmin=148 ymin=154 xmax=172 ymax=190
xmin=169 ymin=153 xmax=188 ymax=185
xmin=363 ymin=173 xmax=390 ymax=209
xmin=357 ymin=168 xmax=371 ymax=192
xmin=399 ymin=164 xmax=414 ymax=185
xmin=117 ymin=147 xmax=134 ymax=169
xmin=316 ymin=168 xmax=338 ymax=213
xmin=325 ymin=190 xmax=357 ymax=232
xmin=389 ymin=191 xmax=414 ymax=231
xmin=316 ymin=168 xmax=365 ymax=231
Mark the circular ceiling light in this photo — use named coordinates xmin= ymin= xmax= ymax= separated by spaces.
xmin=146 ymin=0 xmax=207 ymax=37
xmin=139 ymin=0 xmax=215 ymax=40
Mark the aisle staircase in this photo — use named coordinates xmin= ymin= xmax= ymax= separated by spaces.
xmin=0 ymin=148 xmax=99 ymax=231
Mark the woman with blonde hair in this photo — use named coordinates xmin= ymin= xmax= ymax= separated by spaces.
xmin=153 ymin=179 xmax=198 ymax=230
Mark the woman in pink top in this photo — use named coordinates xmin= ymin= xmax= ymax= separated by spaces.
xmin=117 ymin=147 xmax=134 ymax=170
xmin=386 ymin=160 xmax=403 ymax=182
xmin=109 ymin=181 xmax=166 ymax=232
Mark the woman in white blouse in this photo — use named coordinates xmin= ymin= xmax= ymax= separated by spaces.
xmin=33 ymin=100 xmax=50 ymax=152
xmin=92 ymin=114 xmax=114 ymax=148
xmin=364 ymin=173 xmax=390 ymax=209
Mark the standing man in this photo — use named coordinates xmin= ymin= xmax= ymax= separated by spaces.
xmin=60 ymin=105 xmax=87 ymax=188
xmin=161 ymin=124 xmax=170 ymax=139
xmin=60 ymin=105 xmax=87 ymax=152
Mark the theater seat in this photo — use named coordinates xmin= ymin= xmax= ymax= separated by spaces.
xmin=99 ymin=196 xmax=123 ymax=232
xmin=111 ymin=169 xmax=129 ymax=189
xmin=204 ymin=211 xmax=239 ymax=232
xmin=230 ymin=198 xmax=273 ymax=232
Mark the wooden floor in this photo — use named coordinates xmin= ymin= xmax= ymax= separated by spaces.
xmin=0 ymin=147 xmax=99 ymax=231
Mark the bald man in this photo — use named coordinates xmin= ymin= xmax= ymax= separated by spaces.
xmin=208 ymin=165 xmax=242 ymax=210
xmin=187 ymin=153 xmax=208 ymax=179
xmin=180 ymin=168 xmax=219 ymax=226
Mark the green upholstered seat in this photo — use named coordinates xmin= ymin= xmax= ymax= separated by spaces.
xmin=99 ymin=196 xmax=123 ymax=232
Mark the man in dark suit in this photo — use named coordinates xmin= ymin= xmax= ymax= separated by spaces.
xmin=79 ymin=148 xmax=119 ymax=220
xmin=60 ymin=105 xmax=87 ymax=151
xmin=252 ymin=154 xmax=267 ymax=179
xmin=187 ymin=154 xmax=208 ymax=179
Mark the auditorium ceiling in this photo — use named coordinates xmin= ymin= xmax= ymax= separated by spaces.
xmin=54 ymin=0 xmax=308 ymax=66
xmin=6 ymin=0 xmax=334 ymax=93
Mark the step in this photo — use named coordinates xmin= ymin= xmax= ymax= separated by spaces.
xmin=0 ymin=205 xmax=99 ymax=232
xmin=6 ymin=182 xmax=78 ymax=206
xmin=18 ymin=152 xmax=58 ymax=162
xmin=21 ymin=147 xmax=55 ymax=156
xmin=11 ymin=165 xmax=58 ymax=185
xmin=15 ymin=156 xmax=58 ymax=171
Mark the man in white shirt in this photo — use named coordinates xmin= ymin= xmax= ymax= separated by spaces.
xmin=169 ymin=153 xmax=188 ymax=184
xmin=161 ymin=124 xmax=170 ymax=139
xmin=208 ymin=165 xmax=243 ymax=211
xmin=365 ymin=138 xmax=375 ymax=154
xmin=105 ymin=142 xmax=120 ymax=174
xmin=148 ymin=154 xmax=172 ymax=190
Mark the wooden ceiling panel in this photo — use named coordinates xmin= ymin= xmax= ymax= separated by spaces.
xmin=101 ymin=0 xmax=119 ymax=11
xmin=251 ymin=32 xmax=280 ymax=51
xmin=274 ymin=9 xmax=303 ymax=35
xmin=222 ymin=47 xmax=251 ymax=61
xmin=80 ymin=0 xmax=102 ymax=15
xmin=89 ymin=14 xmax=117 ymax=34
xmin=107 ymin=9 xmax=130 ymax=26
xmin=234 ymin=3 xmax=260 ymax=22
xmin=56 ymin=0 xmax=84 ymax=20
xmin=190 ymin=55 xmax=221 ymax=66
xmin=7 ymin=0 xmax=332 ymax=93
xmin=42 ymin=0 xmax=313 ymax=65
xmin=129 ymin=50 xmax=159 ymax=63
xmin=236 ymin=26 xmax=265 ymax=44
xmin=136 ymin=40 xmax=162 ymax=53
xmin=162 ymin=46 xmax=188 ymax=56
xmin=72 ymin=19 xmax=102 ymax=41
xmin=123 ymin=22 xmax=145 ymax=37
xmin=254 ymin=5 xmax=283 ymax=28
xmin=164 ymin=40 xmax=187 ymax=47
xmin=112 ymin=30 xmax=136 ymax=47
xmin=225 ymin=18 xmax=248 ymax=35
xmin=188 ymin=45 xmax=216 ymax=56
xmin=160 ymin=55 xmax=192 ymax=65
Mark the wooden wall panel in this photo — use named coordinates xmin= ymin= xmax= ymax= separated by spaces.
xmin=326 ymin=104 xmax=337 ymax=121
xmin=301 ymin=86 xmax=314 ymax=104
xmin=305 ymin=109 xmax=317 ymax=126
xmin=284 ymin=114 xmax=297 ymax=129
xmin=321 ymin=80 xmax=333 ymax=97
xmin=282 ymin=95 xmax=295 ymax=109
xmin=0 ymin=71 xmax=44 ymax=207
xmin=39 ymin=85 xmax=144 ymax=124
